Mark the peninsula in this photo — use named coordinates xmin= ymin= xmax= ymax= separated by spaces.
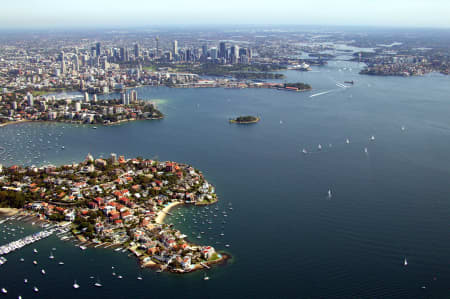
xmin=0 ymin=154 xmax=228 ymax=273
xmin=0 ymin=91 xmax=163 ymax=126
xmin=229 ymin=115 xmax=260 ymax=124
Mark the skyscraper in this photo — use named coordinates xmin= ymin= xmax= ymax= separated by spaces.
xmin=26 ymin=93 xmax=34 ymax=107
xmin=134 ymin=43 xmax=140 ymax=58
xmin=96 ymin=42 xmax=101 ymax=57
xmin=202 ymin=44 xmax=208 ymax=57
xmin=219 ymin=42 xmax=227 ymax=59
xmin=173 ymin=40 xmax=178 ymax=55
xmin=130 ymin=90 xmax=137 ymax=102
xmin=155 ymin=36 xmax=160 ymax=58
xmin=73 ymin=55 xmax=79 ymax=72
xmin=60 ymin=51 xmax=66 ymax=74
xmin=120 ymin=47 xmax=125 ymax=62
xmin=210 ymin=47 xmax=218 ymax=60
xmin=230 ymin=45 xmax=239 ymax=64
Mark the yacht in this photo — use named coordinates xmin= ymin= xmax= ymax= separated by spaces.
xmin=94 ymin=281 xmax=102 ymax=288
xmin=328 ymin=189 xmax=332 ymax=198
xmin=1 ymin=288 xmax=7 ymax=294
xmin=33 ymin=260 xmax=37 ymax=265
xmin=33 ymin=248 xmax=38 ymax=253
xmin=79 ymin=245 xmax=87 ymax=250
xmin=33 ymin=287 xmax=39 ymax=293
xmin=401 ymin=126 xmax=406 ymax=131
xmin=73 ymin=281 xmax=80 ymax=289
xmin=364 ymin=147 xmax=368 ymax=154
xmin=24 ymin=278 xmax=28 ymax=284
xmin=203 ymin=273 xmax=210 ymax=281
xmin=318 ymin=144 xmax=322 ymax=150
xmin=58 ymin=261 xmax=64 ymax=265
xmin=370 ymin=135 xmax=375 ymax=141
xmin=49 ymin=252 xmax=54 ymax=259
xmin=117 ymin=275 xmax=123 ymax=279
xmin=302 ymin=149 xmax=307 ymax=154
xmin=137 ymin=276 xmax=143 ymax=280
xmin=346 ymin=138 xmax=350 ymax=144
xmin=41 ymin=269 xmax=46 ymax=275
xmin=225 ymin=244 xmax=230 ymax=248
xmin=20 ymin=258 xmax=24 ymax=262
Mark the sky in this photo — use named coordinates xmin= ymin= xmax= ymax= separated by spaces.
xmin=1 ymin=0 xmax=450 ymax=29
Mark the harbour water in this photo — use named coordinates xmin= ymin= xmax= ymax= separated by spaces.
xmin=2 ymin=61 xmax=450 ymax=297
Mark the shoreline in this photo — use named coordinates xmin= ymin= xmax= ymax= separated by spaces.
xmin=155 ymin=201 xmax=183 ymax=224
xmin=0 ymin=120 xmax=32 ymax=127
xmin=0 ymin=208 xmax=20 ymax=216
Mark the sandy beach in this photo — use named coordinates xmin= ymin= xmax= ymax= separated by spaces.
xmin=0 ymin=207 xmax=20 ymax=216
xmin=155 ymin=201 xmax=183 ymax=224
xmin=0 ymin=119 xmax=32 ymax=127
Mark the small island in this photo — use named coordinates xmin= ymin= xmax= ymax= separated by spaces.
xmin=229 ymin=115 xmax=260 ymax=124
xmin=0 ymin=154 xmax=229 ymax=273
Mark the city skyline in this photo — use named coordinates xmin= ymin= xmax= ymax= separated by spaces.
xmin=1 ymin=0 xmax=450 ymax=29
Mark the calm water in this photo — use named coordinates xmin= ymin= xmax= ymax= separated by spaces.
xmin=1 ymin=61 xmax=450 ymax=298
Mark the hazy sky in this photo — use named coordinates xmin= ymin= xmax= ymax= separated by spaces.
xmin=1 ymin=0 xmax=450 ymax=28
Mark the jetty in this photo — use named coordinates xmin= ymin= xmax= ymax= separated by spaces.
xmin=0 ymin=230 xmax=55 ymax=256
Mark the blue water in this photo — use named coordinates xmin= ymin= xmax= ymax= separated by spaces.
xmin=1 ymin=61 xmax=450 ymax=298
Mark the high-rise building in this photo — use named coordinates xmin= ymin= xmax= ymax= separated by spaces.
xmin=173 ymin=40 xmax=178 ymax=55
xmin=93 ymin=94 xmax=97 ymax=102
xmin=26 ymin=93 xmax=34 ymax=107
xmin=12 ymin=101 xmax=17 ymax=110
xmin=130 ymin=90 xmax=137 ymax=102
xmin=134 ymin=43 xmax=140 ymax=58
xmin=96 ymin=42 xmax=101 ymax=57
xmin=75 ymin=101 xmax=81 ymax=112
xmin=219 ymin=42 xmax=227 ymax=59
xmin=120 ymin=47 xmax=126 ymax=62
xmin=110 ymin=153 xmax=117 ymax=164
xmin=121 ymin=93 xmax=130 ymax=105
xmin=155 ymin=36 xmax=160 ymax=58
xmin=60 ymin=51 xmax=66 ymax=74
xmin=84 ymin=92 xmax=89 ymax=102
xmin=202 ymin=44 xmax=208 ymax=57
xmin=210 ymin=47 xmax=218 ymax=60
xmin=73 ymin=55 xmax=79 ymax=72
xmin=124 ymin=48 xmax=129 ymax=62
xmin=230 ymin=45 xmax=239 ymax=64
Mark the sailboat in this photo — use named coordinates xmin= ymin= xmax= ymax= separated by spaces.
xmin=364 ymin=147 xmax=368 ymax=154
xmin=33 ymin=286 xmax=39 ymax=293
xmin=1 ymin=288 xmax=7 ymax=294
xmin=41 ymin=269 xmax=46 ymax=275
xmin=370 ymin=135 xmax=375 ymax=141
xmin=318 ymin=144 xmax=322 ymax=150
xmin=346 ymin=138 xmax=350 ymax=144
xmin=302 ymin=148 xmax=307 ymax=154
xmin=203 ymin=273 xmax=210 ymax=281
xmin=49 ymin=252 xmax=54 ymax=259
xmin=94 ymin=278 xmax=103 ymax=287
xmin=73 ymin=280 xmax=80 ymax=289
xmin=404 ymin=258 xmax=408 ymax=266
xmin=328 ymin=189 xmax=332 ymax=198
